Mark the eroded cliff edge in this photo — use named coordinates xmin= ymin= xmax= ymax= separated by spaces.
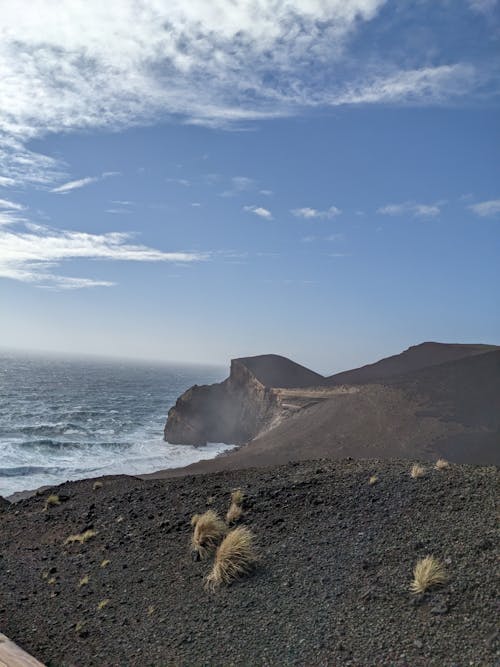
xmin=164 ymin=354 xmax=325 ymax=445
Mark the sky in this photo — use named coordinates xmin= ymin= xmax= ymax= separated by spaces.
xmin=0 ymin=0 xmax=499 ymax=374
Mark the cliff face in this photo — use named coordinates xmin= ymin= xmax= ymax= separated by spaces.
xmin=164 ymin=358 xmax=280 ymax=445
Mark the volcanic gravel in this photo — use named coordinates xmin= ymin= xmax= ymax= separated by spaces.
xmin=0 ymin=458 xmax=498 ymax=666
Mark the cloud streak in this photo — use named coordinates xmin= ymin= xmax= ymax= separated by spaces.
xmin=468 ymin=199 xmax=500 ymax=216
xmin=377 ymin=201 xmax=441 ymax=218
xmin=0 ymin=224 xmax=208 ymax=289
xmin=51 ymin=172 xmax=118 ymax=194
xmin=292 ymin=206 xmax=341 ymax=219
xmin=0 ymin=1 xmax=493 ymax=187
xmin=243 ymin=205 xmax=273 ymax=220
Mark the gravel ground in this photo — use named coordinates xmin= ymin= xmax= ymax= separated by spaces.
xmin=0 ymin=458 xmax=498 ymax=666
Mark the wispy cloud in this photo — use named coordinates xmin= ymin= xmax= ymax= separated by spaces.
xmin=291 ymin=206 xmax=341 ymax=219
xmin=467 ymin=0 xmax=498 ymax=14
xmin=220 ymin=176 xmax=255 ymax=197
xmin=1 ymin=1 xmax=492 ymax=186
xmin=51 ymin=172 xmax=118 ymax=194
xmin=259 ymin=190 xmax=273 ymax=196
xmin=0 ymin=198 xmax=25 ymax=211
xmin=468 ymin=199 xmax=500 ymax=216
xmin=0 ymin=224 xmax=208 ymax=289
xmin=243 ymin=205 xmax=273 ymax=220
xmin=166 ymin=178 xmax=191 ymax=187
xmin=377 ymin=201 xmax=441 ymax=218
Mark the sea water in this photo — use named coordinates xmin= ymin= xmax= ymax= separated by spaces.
xmin=0 ymin=351 xmax=233 ymax=496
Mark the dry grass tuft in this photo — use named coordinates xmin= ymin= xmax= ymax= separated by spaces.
xmin=231 ymin=489 xmax=244 ymax=505
xmin=190 ymin=513 xmax=201 ymax=527
xmin=100 ymin=559 xmax=110 ymax=568
xmin=44 ymin=494 xmax=60 ymax=510
xmin=205 ymin=526 xmax=257 ymax=589
xmin=93 ymin=481 xmax=103 ymax=490
xmin=75 ymin=620 xmax=86 ymax=634
xmin=226 ymin=502 xmax=243 ymax=524
xmin=47 ymin=577 xmax=56 ymax=585
xmin=435 ymin=458 xmax=450 ymax=470
xmin=369 ymin=475 xmax=378 ymax=486
xmin=147 ymin=605 xmax=155 ymax=616
xmin=226 ymin=488 xmax=244 ymax=524
xmin=97 ymin=599 xmax=110 ymax=610
xmin=191 ymin=510 xmax=228 ymax=560
xmin=410 ymin=555 xmax=447 ymax=594
xmin=65 ymin=529 xmax=97 ymax=545
xmin=78 ymin=575 xmax=89 ymax=587
xmin=410 ymin=463 xmax=426 ymax=479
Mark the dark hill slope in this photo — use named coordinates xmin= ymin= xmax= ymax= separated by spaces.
xmin=328 ymin=342 xmax=498 ymax=385
xmin=235 ymin=354 xmax=325 ymax=388
xmin=157 ymin=349 xmax=500 ymax=476
xmin=0 ymin=460 xmax=497 ymax=666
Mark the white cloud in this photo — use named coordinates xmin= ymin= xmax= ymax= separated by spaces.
xmin=291 ymin=206 xmax=341 ymax=219
xmin=243 ymin=205 xmax=273 ymax=220
xmin=259 ymin=190 xmax=273 ymax=196
xmin=0 ymin=224 xmax=208 ymax=289
xmin=0 ymin=1 xmax=487 ymax=187
xmin=468 ymin=199 xmax=500 ymax=217
xmin=377 ymin=201 xmax=441 ymax=218
xmin=220 ymin=176 xmax=255 ymax=197
xmin=0 ymin=198 xmax=25 ymax=211
xmin=166 ymin=178 xmax=190 ymax=187
xmin=51 ymin=172 xmax=118 ymax=194
xmin=51 ymin=176 xmax=100 ymax=194
xmin=468 ymin=0 xmax=498 ymax=14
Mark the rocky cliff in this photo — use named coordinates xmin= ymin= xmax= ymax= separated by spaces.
xmin=164 ymin=355 xmax=324 ymax=445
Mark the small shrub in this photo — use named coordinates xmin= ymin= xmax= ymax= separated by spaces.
xmin=369 ymin=475 xmax=378 ymax=486
xmin=191 ymin=509 xmax=228 ymax=560
xmin=205 ymin=526 xmax=257 ymax=589
xmin=44 ymin=494 xmax=60 ymax=510
xmin=410 ymin=555 xmax=447 ymax=594
xmin=65 ymin=529 xmax=97 ymax=545
xmin=435 ymin=458 xmax=450 ymax=470
xmin=410 ymin=463 xmax=426 ymax=479
xmin=93 ymin=481 xmax=103 ymax=490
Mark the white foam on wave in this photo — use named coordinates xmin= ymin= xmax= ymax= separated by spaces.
xmin=0 ymin=437 xmax=235 ymax=497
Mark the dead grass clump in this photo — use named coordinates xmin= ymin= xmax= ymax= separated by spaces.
xmin=410 ymin=463 xmax=426 ymax=479
xmin=191 ymin=513 xmax=201 ymax=527
xmin=369 ymin=475 xmax=378 ymax=486
xmin=191 ymin=510 xmax=228 ymax=560
xmin=410 ymin=555 xmax=447 ymax=594
xmin=78 ymin=575 xmax=89 ymax=587
xmin=230 ymin=489 xmax=244 ymax=505
xmin=44 ymin=494 xmax=60 ymax=510
xmin=435 ymin=458 xmax=450 ymax=470
xmin=100 ymin=559 xmax=110 ymax=568
xmin=93 ymin=481 xmax=103 ymax=490
xmin=97 ymin=599 xmax=110 ymax=610
xmin=65 ymin=529 xmax=97 ymax=545
xmin=226 ymin=502 xmax=243 ymax=524
xmin=205 ymin=526 xmax=257 ymax=589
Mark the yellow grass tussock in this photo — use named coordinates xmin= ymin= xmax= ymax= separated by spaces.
xmin=191 ymin=509 xmax=228 ymax=560
xmin=410 ymin=463 xmax=426 ymax=479
xmin=435 ymin=458 xmax=450 ymax=470
xmin=44 ymin=494 xmax=60 ymax=510
xmin=191 ymin=513 xmax=201 ymax=527
xmin=100 ymin=559 xmax=111 ymax=568
xmin=410 ymin=555 xmax=447 ymax=594
xmin=369 ymin=475 xmax=378 ymax=485
xmin=231 ymin=489 xmax=244 ymax=505
xmin=78 ymin=575 xmax=89 ymax=587
xmin=97 ymin=599 xmax=110 ymax=610
xmin=65 ymin=529 xmax=97 ymax=545
xmin=205 ymin=526 xmax=257 ymax=589
xmin=93 ymin=481 xmax=103 ymax=490
xmin=226 ymin=502 xmax=243 ymax=524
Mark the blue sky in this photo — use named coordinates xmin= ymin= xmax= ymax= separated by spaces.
xmin=0 ymin=0 xmax=499 ymax=373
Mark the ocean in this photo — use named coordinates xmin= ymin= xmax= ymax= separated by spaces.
xmin=0 ymin=351 xmax=234 ymax=497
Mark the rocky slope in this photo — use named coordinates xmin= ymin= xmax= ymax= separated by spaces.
xmin=164 ymin=354 xmax=325 ymax=445
xmin=0 ymin=459 xmax=497 ymax=666
xmin=162 ymin=344 xmax=500 ymax=470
